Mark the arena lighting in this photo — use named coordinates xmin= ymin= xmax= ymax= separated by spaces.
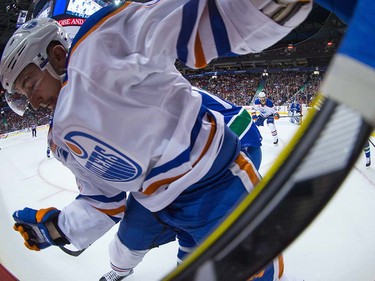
xmin=286 ymin=43 xmax=295 ymax=53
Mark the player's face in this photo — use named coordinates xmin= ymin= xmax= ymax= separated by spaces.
xmin=14 ymin=63 xmax=61 ymax=111
xmin=260 ymin=97 xmax=266 ymax=104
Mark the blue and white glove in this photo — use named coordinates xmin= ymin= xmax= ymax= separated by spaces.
xmin=13 ymin=207 xmax=69 ymax=251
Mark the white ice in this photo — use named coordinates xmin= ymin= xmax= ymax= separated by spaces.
xmin=1 ymin=118 xmax=375 ymax=281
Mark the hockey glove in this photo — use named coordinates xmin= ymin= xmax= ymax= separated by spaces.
xmin=13 ymin=207 xmax=69 ymax=251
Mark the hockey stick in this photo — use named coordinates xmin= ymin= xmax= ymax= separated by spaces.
xmin=369 ymin=138 xmax=375 ymax=148
xmin=276 ymin=114 xmax=303 ymax=118
xmin=252 ymin=114 xmax=303 ymax=120
xmin=162 ymin=2 xmax=375 ymax=279
xmin=13 ymin=222 xmax=87 ymax=257
xmin=59 ymin=246 xmax=86 ymax=257
xmin=276 ymin=114 xmax=303 ymax=124
xmin=162 ymin=96 xmax=372 ymax=281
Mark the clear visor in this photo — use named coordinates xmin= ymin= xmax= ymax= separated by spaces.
xmin=5 ymin=91 xmax=29 ymax=116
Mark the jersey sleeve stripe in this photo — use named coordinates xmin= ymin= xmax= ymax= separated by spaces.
xmin=94 ymin=205 xmax=126 ymax=216
xmin=143 ymin=173 xmax=188 ymax=196
xmin=277 ymin=255 xmax=284 ymax=279
xmin=142 ymin=113 xmax=217 ymax=196
xmin=144 ymin=107 xmax=204 ymax=181
xmin=145 ymin=147 xmax=192 ymax=181
xmin=228 ymin=108 xmax=253 ymax=139
xmin=76 ymin=192 xmax=126 ymax=203
xmin=233 ymin=152 xmax=260 ymax=187
xmin=194 ymin=32 xmax=207 ymax=68
xmin=177 ymin=0 xmax=200 ymax=65
xmin=207 ymin=0 xmax=234 ymax=57
xmin=196 ymin=87 xmax=232 ymax=110
xmin=191 ymin=113 xmax=217 ymax=166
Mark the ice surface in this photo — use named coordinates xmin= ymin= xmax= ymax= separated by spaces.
xmin=1 ymin=119 xmax=375 ymax=281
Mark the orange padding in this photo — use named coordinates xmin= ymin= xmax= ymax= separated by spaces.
xmin=36 ymin=207 xmax=57 ymax=223
xmin=278 ymin=254 xmax=284 ymax=279
xmin=94 ymin=205 xmax=126 ymax=216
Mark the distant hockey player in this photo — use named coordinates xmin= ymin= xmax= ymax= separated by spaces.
xmin=46 ymin=116 xmax=52 ymax=159
xmin=364 ymin=140 xmax=371 ymax=167
xmin=46 ymin=146 xmax=51 ymax=158
xmin=288 ymin=100 xmax=302 ymax=125
xmin=31 ymin=123 xmax=37 ymax=137
xmin=0 ymin=1 xmax=312 ymax=281
xmin=253 ymin=91 xmax=279 ymax=145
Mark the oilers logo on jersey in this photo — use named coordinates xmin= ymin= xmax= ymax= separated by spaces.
xmin=258 ymin=107 xmax=268 ymax=116
xmin=64 ymin=130 xmax=143 ymax=182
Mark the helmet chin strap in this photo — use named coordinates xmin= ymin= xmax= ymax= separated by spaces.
xmin=44 ymin=61 xmax=65 ymax=83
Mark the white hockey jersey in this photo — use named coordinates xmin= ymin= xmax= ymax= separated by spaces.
xmin=50 ymin=0 xmax=312 ymax=249
xmin=253 ymin=98 xmax=277 ymax=118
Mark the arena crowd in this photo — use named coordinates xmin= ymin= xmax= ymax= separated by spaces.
xmin=0 ymin=70 xmax=324 ymax=134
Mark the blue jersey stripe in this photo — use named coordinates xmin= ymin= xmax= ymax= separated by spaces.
xmin=145 ymin=148 xmax=191 ymax=181
xmin=76 ymin=191 xmax=126 ymax=203
xmin=145 ymin=105 xmax=206 ymax=181
xmin=177 ymin=0 xmax=200 ymax=64
xmin=208 ymin=0 xmax=236 ymax=57
xmin=201 ymin=93 xmax=227 ymax=111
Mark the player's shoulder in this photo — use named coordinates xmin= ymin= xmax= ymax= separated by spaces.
xmin=265 ymin=99 xmax=274 ymax=106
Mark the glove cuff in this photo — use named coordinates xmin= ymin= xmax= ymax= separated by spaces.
xmin=37 ymin=208 xmax=70 ymax=246
xmin=47 ymin=214 xmax=70 ymax=246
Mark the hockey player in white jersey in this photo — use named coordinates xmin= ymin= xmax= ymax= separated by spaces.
xmin=100 ymin=87 xmax=269 ymax=281
xmin=253 ymin=91 xmax=279 ymax=145
xmin=0 ymin=1 xmax=312 ymax=280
